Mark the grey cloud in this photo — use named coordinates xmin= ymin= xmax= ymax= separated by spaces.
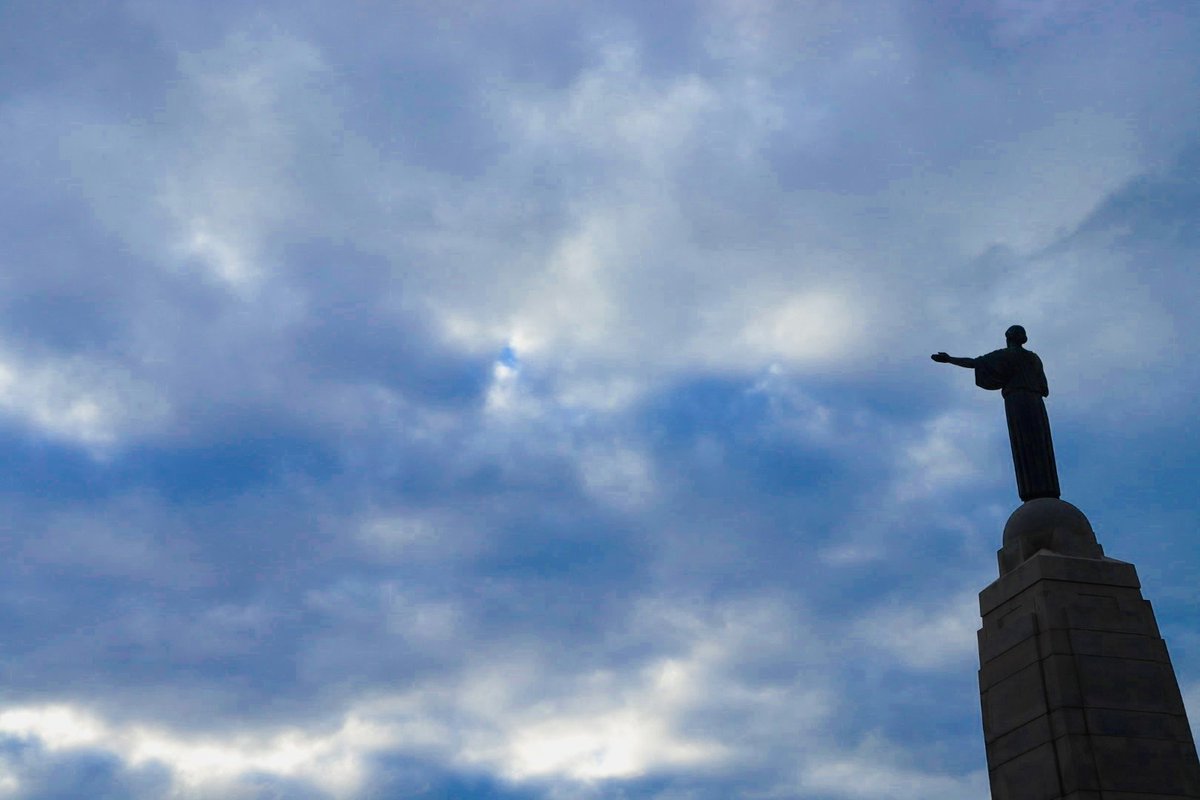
xmin=0 ymin=2 xmax=1197 ymax=798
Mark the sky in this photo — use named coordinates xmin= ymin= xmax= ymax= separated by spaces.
xmin=0 ymin=1 xmax=1198 ymax=797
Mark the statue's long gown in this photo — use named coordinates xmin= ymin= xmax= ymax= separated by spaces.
xmin=974 ymin=346 xmax=1061 ymax=502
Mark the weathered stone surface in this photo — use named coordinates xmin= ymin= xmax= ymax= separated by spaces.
xmin=989 ymin=740 xmax=1064 ymax=800
xmin=1086 ymin=707 xmax=1193 ymax=740
xmin=978 ymin=550 xmax=1200 ymax=799
xmin=982 ymin=658 xmax=1049 ymax=736
xmin=1074 ymin=654 xmax=1187 ymax=713
xmin=980 ymin=552 xmax=1139 ymax=615
xmin=1090 ymin=736 xmax=1200 ymax=794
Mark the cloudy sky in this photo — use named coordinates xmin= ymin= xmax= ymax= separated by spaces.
xmin=1 ymin=1 xmax=1198 ymax=797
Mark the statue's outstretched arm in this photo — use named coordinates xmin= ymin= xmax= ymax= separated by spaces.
xmin=931 ymin=352 xmax=976 ymax=368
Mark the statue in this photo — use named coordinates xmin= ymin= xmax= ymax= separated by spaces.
xmin=931 ymin=325 xmax=1060 ymax=502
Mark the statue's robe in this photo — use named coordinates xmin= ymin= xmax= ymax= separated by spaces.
xmin=975 ymin=346 xmax=1060 ymax=502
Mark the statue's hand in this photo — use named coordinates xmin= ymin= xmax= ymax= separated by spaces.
xmin=931 ymin=352 xmax=950 ymax=363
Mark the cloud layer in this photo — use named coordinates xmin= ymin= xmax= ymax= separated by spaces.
xmin=1 ymin=1 xmax=1198 ymax=797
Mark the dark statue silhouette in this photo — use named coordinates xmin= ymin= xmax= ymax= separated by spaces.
xmin=931 ymin=325 xmax=1061 ymax=502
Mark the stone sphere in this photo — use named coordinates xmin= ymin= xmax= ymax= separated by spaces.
xmin=1001 ymin=498 xmax=1100 ymax=568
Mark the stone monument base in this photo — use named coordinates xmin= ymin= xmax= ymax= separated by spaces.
xmin=978 ymin=505 xmax=1200 ymax=798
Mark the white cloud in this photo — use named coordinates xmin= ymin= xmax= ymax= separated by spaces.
xmin=425 ymin=30 xmax=884 ymax=407
xmin=577 ymin=443 xmax=655 ymax=510
xmin=425 ymin=596 xmax=836 ymax=784
xmin=21 ymin=496 xmax=206 ymax=586
xmin=849 ymin=591 xmax=980 ymax=671
xmin=484 ymin=359 xmax=526 ymax=416
xmin=159 ymin=34 xmax=331 ymax=292
xmin=495 ymin=41 xmax=718 ymax=170
xmin=799 ymin=748 xmax=988 ymax=800
xmin=818 ymin=542 xmax=886 ymax=566
xmin=0 ymin=4 xmax=1197 ymax=799
xmin=464 ymin=659 xmax=728 ymax=782
xmin=353 ymin=508 xmax=490 ymax=566
xmin=0 ymin=348 xmax=169 ymax=449
xmin=894 ymin=409 xmax=996 ymax=501
xmin=894 ymin=108 xmax=1142 ymax=257
xmin=1184 ymin=682 xmax=1200 ymax=745
xmin=736 ymin=289 xmax=871 ymax=367
xmin=0 ymin=703 xmax=391 ymax=798
xmin=748 ymin=364 xmax=835 ymax=444
xmin=0 ymin=595 xmax=844 ymax=795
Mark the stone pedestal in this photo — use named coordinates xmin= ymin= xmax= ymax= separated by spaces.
xmin=978 ymin=502 xmax=1200 ymax=799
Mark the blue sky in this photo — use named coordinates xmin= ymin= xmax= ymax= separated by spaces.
xmin=0 ymin=1 xmax=1198 ymax=797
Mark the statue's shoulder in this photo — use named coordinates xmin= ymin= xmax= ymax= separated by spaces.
xmin=979 ymin=347 xmax=1010 ymax=363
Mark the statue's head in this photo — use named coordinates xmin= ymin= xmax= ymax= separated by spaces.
xmin=1005 ymin=325 xmax=1027 ymax=346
